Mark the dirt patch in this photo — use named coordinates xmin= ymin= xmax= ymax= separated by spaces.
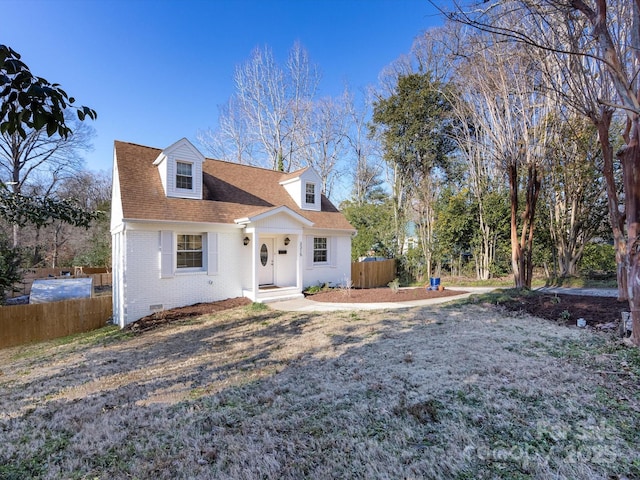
xmin=307 ymin=286 xmax=466 ymax=303
xmin=501 ymin=292 xmax=628 ymax=328
xmin=127 ymin=297 xmax=252 ymax=332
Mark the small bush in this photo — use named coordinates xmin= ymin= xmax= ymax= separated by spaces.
xmin=388 ymin=278 xmax=400 ymax=293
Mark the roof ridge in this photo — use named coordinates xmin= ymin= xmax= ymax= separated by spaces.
xmin=203 ymin=157 xmax=287 ymax=174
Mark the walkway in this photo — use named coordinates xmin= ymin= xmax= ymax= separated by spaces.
xmin=269 ymin=287 xmax=498 ymax=312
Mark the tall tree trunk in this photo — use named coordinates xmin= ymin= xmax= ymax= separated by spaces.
xmin=509 ymin=163 xmax=525 ymax=288
xmin=509 ymin=162 xmax=541 ymax=289
xmin=620 ymin=136 xmax=640 ymax=346
xmin=594 ymin=110 xmax=628 ymax=300
xmin=522 ymin=163 xmax=541 ymax=288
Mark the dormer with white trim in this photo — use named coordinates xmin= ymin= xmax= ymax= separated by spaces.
xmin=153 ymin=138 xmax=204 ymax=199
xmin=280 ymin=167 xmax=322 ymax=211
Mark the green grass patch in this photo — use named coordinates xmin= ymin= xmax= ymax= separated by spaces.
xmin=246 ymin=302 xmax=269 ymax=312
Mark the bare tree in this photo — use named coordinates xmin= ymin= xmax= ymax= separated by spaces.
xmin=231 ymin=41 xmax=319 ymax=171
xmin=344 ymin=87 xmax=385 ymax=205
xmin=443 ymin=0 xmax=640 ymax=344
xmin=197 ymin=96 xmax=253 ymax=164
xmin=42 ymin=170 xmax=111 ymax=268
xmin=301 ymin=95 xmax=348 ymax=198
xmin=0 ymin=111 xmax=94 ymax=247
xmin=543 ymin=113 xmax=609 ymax=277
xmin=454 ymin=36 xmax=550 ymax=288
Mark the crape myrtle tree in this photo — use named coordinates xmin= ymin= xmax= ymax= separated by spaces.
xmin=450 ymin=34 xmax=550 ymax=289
xmin=442 ymin=0 xmax=640 ymax=345
xmin=543 ymin=113 xmax=610 ymax=277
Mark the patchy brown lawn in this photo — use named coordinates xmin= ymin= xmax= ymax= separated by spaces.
xmin=0 ymin=297 xmax=639 ymax=479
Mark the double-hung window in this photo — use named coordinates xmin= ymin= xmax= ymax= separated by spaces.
xmin=177 ymin=234 xmax=203 ymax=269
xmin=313 ymin=237 xmax=328 ymax=263
xmin=176 ymin=161 xmax=193 ymax=190
xmin=305 ymin=182 xmax=315 ymax=204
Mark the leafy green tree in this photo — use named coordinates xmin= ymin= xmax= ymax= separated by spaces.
xmin=371 ymin=72 xmax=456 ymax=256
xmin=434 ymin=188 xmax=477 ymax=276
xmin=0 ymin=45 xmax=96 ymax=139
xmin=0 ymin=234 xmax=21 ymax=304
xmin=341 ymin=199 xmax=395 ymax=261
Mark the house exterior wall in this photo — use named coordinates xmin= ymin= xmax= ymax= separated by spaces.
xmin=112 ymin=230 xmax=125 ymax=326
xmin=116 ymin=223 xmax=247 ymax=326
xmin=303 ymin=233 xmax=352 ymax=288
xmin=110 ymin=150 xmax=124 ymax=231
xmin=253 ymin=212 xmax=305 ymax=232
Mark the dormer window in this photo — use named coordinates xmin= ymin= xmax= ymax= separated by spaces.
xmin=305 ymin=183 xmax=315 ymax=204
xmin=279 ymin=167 xmax=322 ymax=211
xmin=176 ymin=161 xmax=193 ymax=190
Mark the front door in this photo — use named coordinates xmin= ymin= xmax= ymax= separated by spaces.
xmin=258 ymin=238 xmax=274 ymax=286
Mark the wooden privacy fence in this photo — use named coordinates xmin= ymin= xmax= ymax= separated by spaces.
xmin=351 ymin=259 xmax=396 ymax=289
xmin=0 ymin=296 xmax=113 ymax=349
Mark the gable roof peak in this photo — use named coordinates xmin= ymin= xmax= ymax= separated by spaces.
xmin=153 ymin=138 xmax=204 ymax=166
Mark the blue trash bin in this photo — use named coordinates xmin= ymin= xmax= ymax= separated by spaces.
xmin=429 ymin=277 xmax=441 ymax=289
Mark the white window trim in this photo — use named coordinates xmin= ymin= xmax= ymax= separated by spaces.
xmin=304 ymin=182 xmax=316 ymax=205
xmin=160 ymin=231 xmax=218 ymax=278
xmin=313 ymin=236 xmax=328 ymax=265
xmin=176 ymin=160 xmax=194 ymax=191
xmin=176 ymin=233 xmax=205 ymax=272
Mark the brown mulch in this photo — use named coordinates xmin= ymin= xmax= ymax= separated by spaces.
xmin=307 ymin=286 xmax=467 ymax=303
xmin=127 ymin=297 xmax=252 ymax=333
xmin=501 ymin=293 xmax=628 ymax=329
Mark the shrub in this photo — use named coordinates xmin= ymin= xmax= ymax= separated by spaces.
xmin=580 ymin=243 xmax=616 ymax=275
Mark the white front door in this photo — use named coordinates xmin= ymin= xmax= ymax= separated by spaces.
xmin=258 ymin=238 xmax=274 ymax=286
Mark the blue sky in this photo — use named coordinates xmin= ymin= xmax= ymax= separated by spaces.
xmin=4 ymin=0 xmax=448 ymax=174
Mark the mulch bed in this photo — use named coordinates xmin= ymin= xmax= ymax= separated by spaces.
xmin=501 ymin=293 xmax=628 ymax=329
xmin=127 ymin=297 xmax=252 ymax=333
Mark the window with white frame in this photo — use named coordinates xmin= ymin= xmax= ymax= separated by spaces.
xmin=305 ymin=182 xmax=315 ymax=204
xmin=177 ymin=234 xmax=203 ymax=268
xmin=176 ymin=161 xmax=193 ymax=190
xmin=313 ymin=237 xmax=328 ymax=263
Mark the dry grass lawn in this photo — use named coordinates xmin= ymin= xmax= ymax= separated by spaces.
xmin=1 ymin=299 xmax=639 ymax=479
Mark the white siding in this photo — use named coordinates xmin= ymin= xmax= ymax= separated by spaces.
xmin=254 ymin=213 xmax=304 ymax=233
xmin=281 ymin=180 xmax=302 ymax=208
xmin=154 ymin=139 xmax=204 ymax=200
xmin=119 ymin=227 xmax=247 ymax=326
xmin=280 ymin=169 xmax=322 ymax=211
xmin=112 ymin=231 xmax=125 ymax=327
xmin=110 ymin=150 xmax=124 ymax=231
xmin=166 ymin=143 xmax=203 ymax=199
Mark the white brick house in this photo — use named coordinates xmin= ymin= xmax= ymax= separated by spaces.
xmin=110 ymin=138 xmax=355 ymax=327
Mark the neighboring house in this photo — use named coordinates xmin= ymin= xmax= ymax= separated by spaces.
xmin=111 ymin=138 xmax=355 ymax=328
